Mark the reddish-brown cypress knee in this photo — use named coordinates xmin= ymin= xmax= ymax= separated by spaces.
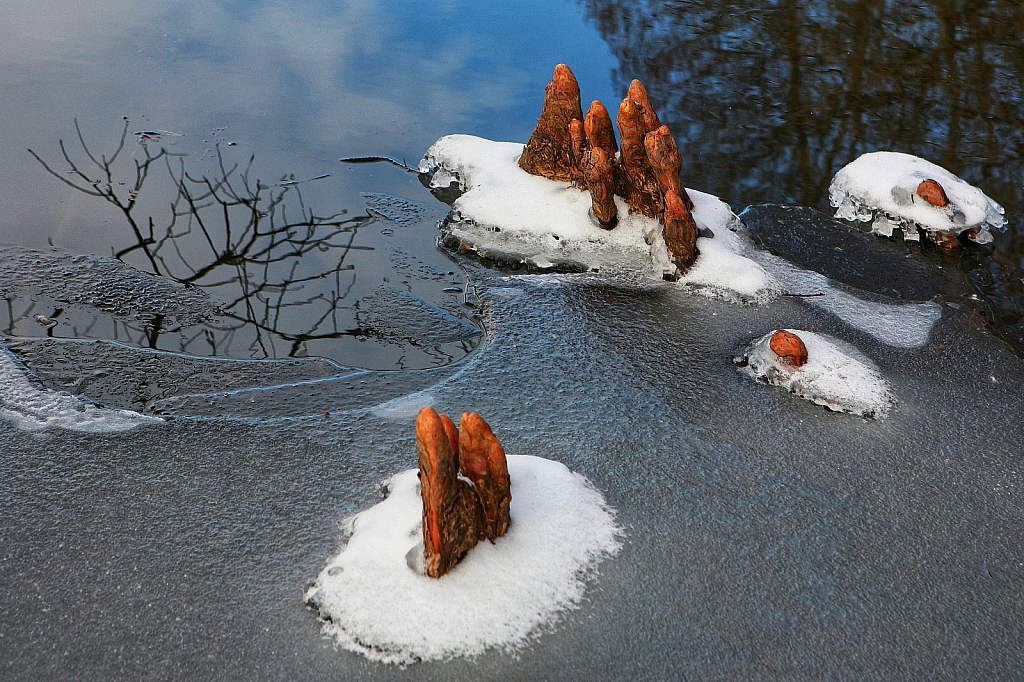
xmin=518 ymin=64 xmax=585 ymax=184
xmin=616 ymin=98 xmax=664 ymax=219
xmin=458 ymin=412 xmax=512 ymax=541
xmin=416 ymin=407 xmax=484 ymax=578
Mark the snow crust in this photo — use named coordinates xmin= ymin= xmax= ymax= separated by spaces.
xmin=829 ymin=151 xmax=1005 ymax=243
xmin=737 ymin=329 xmax=894 ymax=418
xmin=419 ymin=134 xmax=778 ymax=303
xmin=0 ymin=346 xmax=161 ymax=432
xmin=305 ymin=455 xmax=622 ymax=665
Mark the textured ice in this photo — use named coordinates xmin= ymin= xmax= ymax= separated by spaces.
xmin=829 ymin=151 xmax=1005 ymax=243
xmin=356 ymin=286 xmax=482 ymax=345
xmin=305 ymin=455 xmax=621 ymax=665
xmin=419 ymin=135 xmax=777 ymax=302
xmin=4 ymin=337 xmax=349 ymax=412
xmin=737 ymin=329 xmax=894 ymax=418
xmin=0 ymin=343 xmax=161 ymax=432
xmin=0 ymin=246 xmax=218 ymax=327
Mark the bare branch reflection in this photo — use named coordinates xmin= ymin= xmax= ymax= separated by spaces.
xmin=28 ymin=120 xmax=386 ymax=361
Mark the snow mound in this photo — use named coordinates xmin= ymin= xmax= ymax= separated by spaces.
xmin=305 ymin=455 xmax=622 ymax=665
xmin=829 ymin=151 xmax=1005 ymax=244
xmin=0 ymin=345 xmax=161 ymax=432
xmin=736 ymin=330 xmax=894 ymax=418
xmin=419 ymin=134 xmax=778 ymax=303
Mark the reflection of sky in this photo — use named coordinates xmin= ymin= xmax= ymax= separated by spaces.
xmin=0 ymin=0 xmax=617 ymax=251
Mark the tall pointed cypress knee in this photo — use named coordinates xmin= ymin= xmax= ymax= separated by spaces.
xmin=518 ymin=64 xmax=585 ymax=184
xmin=616 ymin=98 xmax=664 ymax=219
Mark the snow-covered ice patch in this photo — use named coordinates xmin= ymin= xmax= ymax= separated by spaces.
xmin=419 ymin=134 xmax=778 ymax=302
xmin=757 ymin=254 xmax=941 ymax=349
xmin=305 ymin=455 xmax=622 ymax=665
xmin=829 ymin=151 xmax=1005 ymax=244
xmin=678 ymin=218 xmax=781 ymax=304
xmin=0 ymin=346 xmax=161 ymax=432
xmin=736 ymin=329 xmax=894 ymax=418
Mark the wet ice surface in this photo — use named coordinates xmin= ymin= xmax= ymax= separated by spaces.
xmin=305 ymin=456 xmax=621 ymax=665
xmin=829 ymin=151 xmax=1005 ymax=243
xmin=2 ymin=206 xmax=1024 ymax=680
xmin=0 ymin=246 xmax=218 ymax=329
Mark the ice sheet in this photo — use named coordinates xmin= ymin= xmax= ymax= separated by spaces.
xmin=305 ymin=455 xmax=621 ymax=665
xmin=737 ymin=329 xmax=894 ymax=418
xmin=829 ymin=151 xmax=1005 ymax=243
xmin=0 ymin=344 xmax=161 ymax=432
xmin=419 ymin=135 xmax=778 ymax=302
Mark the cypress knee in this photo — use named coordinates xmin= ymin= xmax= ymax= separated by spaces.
xmin=458 ymin=413 xmax=512 ymax=541
xmin=518 ymin=64 xmax=585 ymax=184
xmin=582 ymin=147 xmax=618 ymax=230
xmin=584 ymin=101 xmax=618 ymax=159
xmin=627 ymin=79 xmax=662 ymax=132
xmin=663 ymin=190 xmax=700 ymax=271
xmin=616 ymin=98 xmax=664 ymax=218
xmin=645 ymin=125 xmax=695 ymax=211
xmin=416 ymin=408 xmax=484 ymax=578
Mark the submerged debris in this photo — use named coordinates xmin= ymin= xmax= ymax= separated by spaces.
xmin=416 ymin=407 xmax=512 ymax=578
xmin=829 ymin=151 xmax=1005 ymax=247
xmin=518 ymin=65 xmax=700 ymax=274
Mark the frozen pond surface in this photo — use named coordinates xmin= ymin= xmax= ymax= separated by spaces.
xmin=3 ymin=0 xmax=1024 ymax=680
xmin=3 ymin=203 xmax=1024 ymax=680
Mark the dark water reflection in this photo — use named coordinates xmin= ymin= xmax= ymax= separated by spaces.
xmin=583 ymin=0 xmax=1024 ymax=349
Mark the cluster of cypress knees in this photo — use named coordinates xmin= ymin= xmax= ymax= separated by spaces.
xmin=415 ymin=66 xmax=708 ymax=579
xmin=518 ymin=64 xmax=701 ymax=275
xmin=416 ymin=407 xmax=512 ymax=579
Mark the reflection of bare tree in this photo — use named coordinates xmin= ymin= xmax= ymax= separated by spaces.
xmin=582 ymin=0 xmax=1024 ymax=210
xmin=29 ymin=120 xmax=380 ymax=360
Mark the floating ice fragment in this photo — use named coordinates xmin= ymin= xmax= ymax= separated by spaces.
xmin=829 ymin=151 xmax=1005 ymax=245
xmin=305 ymin=455 xmax=621 ymax=665
xmin=736 ymin=329 xmax=894 ymax=418
xmin=419 ymin=134 xmax=778 ymax=302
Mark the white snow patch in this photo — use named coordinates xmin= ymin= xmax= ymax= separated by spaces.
xmin=305 ymin=455 xmax=622 ymax=665
xmin=738 ymin=329 xmax=895 ymax=418
xmin=678 ymin=217 xmax=781 ymax=304
xmin=757 ymin=254 xmax=941 ymax=349
xmin=420 ymin=134 xmax=778 ymax=302
xmin=830 ymin=151 xmax=1005 ymax=243
xmin=0 ymin=347 xmax=161 ymax=433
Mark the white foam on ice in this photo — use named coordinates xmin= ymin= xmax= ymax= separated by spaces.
xmin=738 ymin=329 xmax=895 ymax=418
xmin=0 ymin=347 xmax=161 ymax=432
xmin=756 ymin=254 xmax=941 ymax=349
xmin=305 ymin=455 xmax=622 ymax=665
xmin=419 ymin=134 xmax=778 ymax=302
xmin=829 ymin=151 xmax=1005 ymax=243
